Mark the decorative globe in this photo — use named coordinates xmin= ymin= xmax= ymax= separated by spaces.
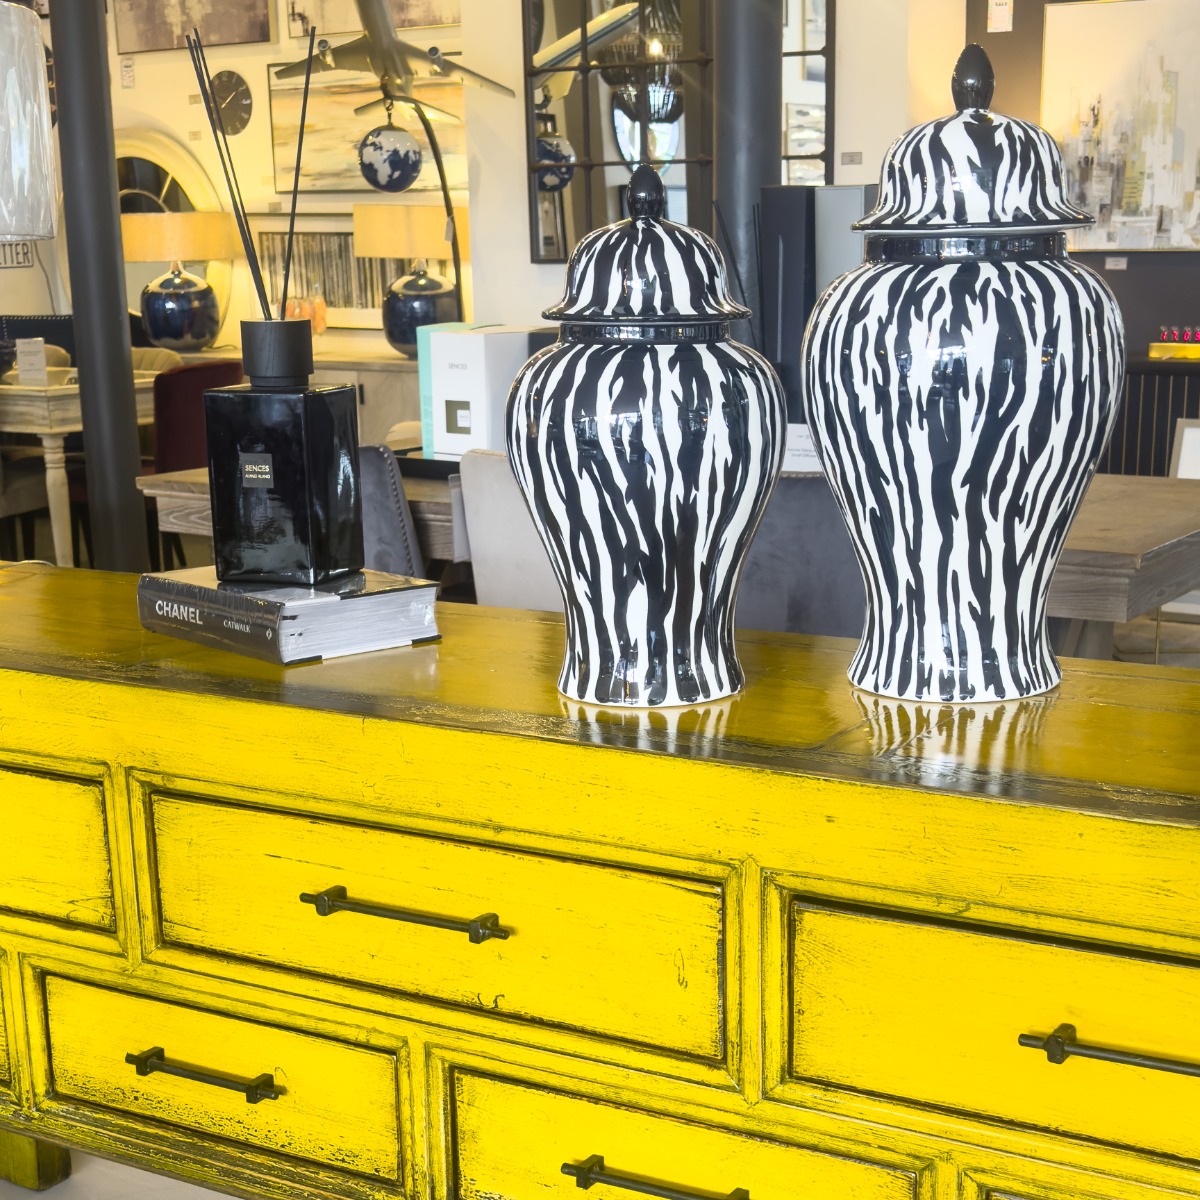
xmin=358 ymin=125 xmax=422 ymax=193
xmin=536 ymin=134 xmax=576 ymax=193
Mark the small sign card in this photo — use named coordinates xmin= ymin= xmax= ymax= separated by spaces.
xmin=15 ymin=338 xmax=49 ymax=387
xmin=987 ymin=0 xmax=1014 ymax=33
xmin=783 ymin=423 xmax=824 ymax=475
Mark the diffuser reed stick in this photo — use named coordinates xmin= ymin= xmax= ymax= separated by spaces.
xmin=186 ymin=30 xmax=271 ymax=319
xmin=281 ymin=28 xmax=317 ymax=321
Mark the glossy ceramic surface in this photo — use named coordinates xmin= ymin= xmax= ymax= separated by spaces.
xmin=508 ymin=166 xmax=786 ymax=707
xmin=141 ymin=267 xmax=220 ymax=352
xmin=358 ymin=125 xmax=422 ymax=193
xmin=382 ymin=268 xmax=458 ymax=356
xmin=801 ymin=46 xmax=1125 ymax=703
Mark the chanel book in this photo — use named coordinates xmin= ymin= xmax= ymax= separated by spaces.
xmin=137 ymin=566 xmax=439 ymax=665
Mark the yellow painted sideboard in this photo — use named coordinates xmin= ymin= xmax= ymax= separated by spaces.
xmin=0 ymin=561 xmax=1198 ymax=1200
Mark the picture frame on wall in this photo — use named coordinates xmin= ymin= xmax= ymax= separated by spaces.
xmin=251 ymin=213 xmax=452 ymax=330
xmin=112 ymin=0 xmax=272 ymax=53
xmin=267 ymin=64 xmax=467 ymax=194
xmin=1042 ymin=0 xmax=1200 ymax=250
xmin=285 ymin=0 xmax=460 ymax=38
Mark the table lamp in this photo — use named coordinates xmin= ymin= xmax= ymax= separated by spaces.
xmin=0 ymin=2 xmax=57 ymax=244
xmin=120 ymin=211 xmax=237 ymax=352
xmin=352 ymin=204 xmax=467 ymax=357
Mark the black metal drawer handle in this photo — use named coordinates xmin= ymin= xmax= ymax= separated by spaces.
xmin=299 ymin=884 xmax=511 ymax=944
xmin=125 ymin=1046 xmax=279 ymax=1104
xmin=1019 ymin=1023 xmax=1200 ymax=1079
xmin=562 ymin=1155 xmax=749 ymax=1200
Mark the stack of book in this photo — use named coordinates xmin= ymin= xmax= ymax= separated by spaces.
xmin=137 ymin=566 xmax=439 ymax=665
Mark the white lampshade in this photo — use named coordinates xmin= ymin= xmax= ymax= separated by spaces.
xmin=0 ymin=1 xmax=57 ymax=242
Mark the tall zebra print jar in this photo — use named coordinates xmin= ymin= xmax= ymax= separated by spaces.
xmin=507 ymin=166 xmax=786 ymax=707
xmin=802 ymin=44 xmax=1124 ymax=703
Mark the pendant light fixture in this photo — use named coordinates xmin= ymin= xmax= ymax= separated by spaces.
xmin=0 ymin=0 xmax=58 ymax=242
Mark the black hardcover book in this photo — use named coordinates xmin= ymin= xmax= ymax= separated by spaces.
xmin=204 ymin=319 xmax=365 ymax=586
xmin=137 ymin=567 xmax=439 ymax=665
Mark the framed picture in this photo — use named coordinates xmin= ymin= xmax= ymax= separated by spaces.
xmin=268 ymin=65 xmax=466 ymax=194
xmin=14 ymin=0 xmax=50 ymax=17
xmin=251 ymin=213 xmax=451 ymax=329
xmin=112 ymin=0 xmax=271 ymax=53
xmin=1042 ymin=0 xmax=1200 ymax=250
xmin=285 ymin=0 xmax=460 ymax=38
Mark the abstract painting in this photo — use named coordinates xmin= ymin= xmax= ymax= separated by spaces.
xmin=268 ymin=66 xmax=466 ymax=193
xmin=112 ymin=0 xmax=271 ymax=53
xmin=1043 ymin=0 xmax=1200 ymax=250
xmin=285 ymin=0 xmax=460 ymax=38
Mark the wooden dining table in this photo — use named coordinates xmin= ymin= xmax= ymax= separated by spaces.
xmin=0 ymin=374 xmax=156 ymax=569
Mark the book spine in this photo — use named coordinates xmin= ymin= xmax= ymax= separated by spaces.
xmin=137 ymin=579 xmax=286 ymax=665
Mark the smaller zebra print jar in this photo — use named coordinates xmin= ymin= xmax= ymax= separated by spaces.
xmin=802 ymin=44 xmax=1125 ymax=703
xmin=507 ymin=165 xmax=786 ymax=707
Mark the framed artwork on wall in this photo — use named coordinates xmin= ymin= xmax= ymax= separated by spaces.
xmin=267 ymin=65 xmax=467 ymax=194
xmin=112 ymin=0 xmax=271 ymax=53
xmin=1042 ymin=0 xmax=1200 ymax=250
xmin=285 ymin=0 xmax=460 ymax=38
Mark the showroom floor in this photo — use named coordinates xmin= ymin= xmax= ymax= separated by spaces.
xmin=0 ymin=1154 xmax=219 ymax=1198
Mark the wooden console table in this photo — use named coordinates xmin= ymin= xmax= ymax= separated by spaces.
xmin=136 ymin=467 xmax=454 ymax=563
xmin=0 ymin=561 xmax=1197 ymax=1199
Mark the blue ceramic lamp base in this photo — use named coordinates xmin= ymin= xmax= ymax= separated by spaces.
xmin=141 ymin=263 xmax=220 ymax=352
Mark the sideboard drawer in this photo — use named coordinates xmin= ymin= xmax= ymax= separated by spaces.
xmin=452 ymin=1071 xmax=917 ymax=1200
xmin=0 ymin=765 xmax=112 ymax=930
xmin=149 ymin=795 xmax=724 ymax=1058
xmin=790 ymin=902 xmax=1200 ymax=1160
xmin=44 ymin=976 xmax=401 ymax=1181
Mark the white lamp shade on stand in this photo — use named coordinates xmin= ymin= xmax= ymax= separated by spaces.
xmin=0 ymin=1 xmax=57 ymax=242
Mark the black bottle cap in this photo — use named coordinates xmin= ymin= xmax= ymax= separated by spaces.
xmin=241 ymin=319 xmax=313 ymax=389
xmin=952 ymin=44 xmax=995 ymax=111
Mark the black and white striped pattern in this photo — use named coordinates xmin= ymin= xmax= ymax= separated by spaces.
xmin=802 ymin=252 xmax=1124 ymax=702
xmin=508 ymin=338 xmax=785 ymax=707
xmin=545 ymin=217 xmax=749 ymax=323
xmin=858 ymin=110 xmax=1092 ymax=232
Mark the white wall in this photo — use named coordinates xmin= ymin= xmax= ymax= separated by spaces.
xmin=834 ymin=0 xmax=966 ymax=185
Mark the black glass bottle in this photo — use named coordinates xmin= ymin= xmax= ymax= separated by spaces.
xmin=204 ymin=318 xmax=365 ymax=585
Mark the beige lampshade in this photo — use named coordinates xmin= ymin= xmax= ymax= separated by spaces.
xmin=352 ymin=204 xmax=470 ymax=260
xmin=120 ymin=211 xmax=238 ymax=263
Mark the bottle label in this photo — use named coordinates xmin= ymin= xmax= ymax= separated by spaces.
xmin=239 ymin=452 xmax=275 ymax=488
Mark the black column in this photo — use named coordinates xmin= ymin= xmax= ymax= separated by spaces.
xmin=49 ymin=0 xmax=149 ymax=573
xmin=714 ymin=0 xmax=782 ymax=351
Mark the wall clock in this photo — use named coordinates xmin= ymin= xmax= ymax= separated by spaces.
xmin=210 ymin=70 xmax=253 ymax=136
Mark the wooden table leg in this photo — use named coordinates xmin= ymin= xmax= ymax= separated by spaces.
xmin=0 ymin=1130 xmax=70 ymax=1190
xmin=38 ymin=436 xmax=72 ymax=569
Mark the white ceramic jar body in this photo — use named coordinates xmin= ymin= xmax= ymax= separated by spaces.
xmin=802 ymin=245 xmax=1124 ymax=702
xmin=508 ymin=335 xmax=785 ymax=707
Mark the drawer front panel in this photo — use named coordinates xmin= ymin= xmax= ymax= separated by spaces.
xmin=0 ymin=766 xmax=112 ymax=929
xmin=790 ymin=903 xmax=1200 ymax=1160
xmin=44 ymin=976 xmax=400 ymax=1180
xmin=453 ymin=1072 xmax=915 ymax=1200
xmin=151 ymin=796 xmax=724 ymax=1057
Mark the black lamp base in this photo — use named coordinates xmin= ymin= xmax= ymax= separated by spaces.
xmin=140 ymin=265 xmax=220 ymax=352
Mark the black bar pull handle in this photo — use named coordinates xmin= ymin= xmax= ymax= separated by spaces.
xmin=125 ymin=1046 xmax=279 ymax=1104
xmin=299 ymin=884 xmax=511 ymax=944
xmin=1019 ymin=1023 xmax=1200 ymax=1079
xmin=562 ymin=1155 xmax=749 ymax=1200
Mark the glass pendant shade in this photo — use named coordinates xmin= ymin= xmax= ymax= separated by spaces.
xmin=0 ymin=1 xmax=58 ymax=242
xmin=599 ymin=0 xmax=683 ymax=125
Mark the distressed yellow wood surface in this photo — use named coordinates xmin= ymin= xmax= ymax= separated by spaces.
xmin=0 ymin=1131 xmax=70 ymax=1191
xmin=0 ymin=971 xmax=7 ymax=1085
xmin=0 ymin=765 xmax=112 ymax=931
xmin=149 ymin=794 xmax=724 ymax=1058
xmin=790 ymin=903 xmax=1200 ymax=1162
xmin=451 ymin=1071 xmax=919 ymax=1200
xmin=43 ymin=976 xmax=402 ymax=1181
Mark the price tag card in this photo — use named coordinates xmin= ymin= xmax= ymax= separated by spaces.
xmin=15 ymin=338 xmax=49 ymax=387
xmin=988 ymin=0 xmax=1014 ymax=33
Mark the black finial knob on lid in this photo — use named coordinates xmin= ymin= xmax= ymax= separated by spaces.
xmin=951 ymin=43 xmax=995 ymax=111
xmin=628 ymin=164 xmax=665 ymax=219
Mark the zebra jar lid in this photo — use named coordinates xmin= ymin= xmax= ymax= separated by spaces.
xmin=544 ymin=164 xmax=749 ymax=324
xmin=856 ymin=44 xmax=1093 ymax=234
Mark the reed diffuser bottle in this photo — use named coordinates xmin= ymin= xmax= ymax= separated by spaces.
xmin=204 ymin=318 xmax=364 ymax=585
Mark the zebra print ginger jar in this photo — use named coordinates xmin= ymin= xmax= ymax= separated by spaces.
xmin=802 ymin=44 xmax=1124 ymax=703
xmin=507 ymin=165 xmax=786 ymax=707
